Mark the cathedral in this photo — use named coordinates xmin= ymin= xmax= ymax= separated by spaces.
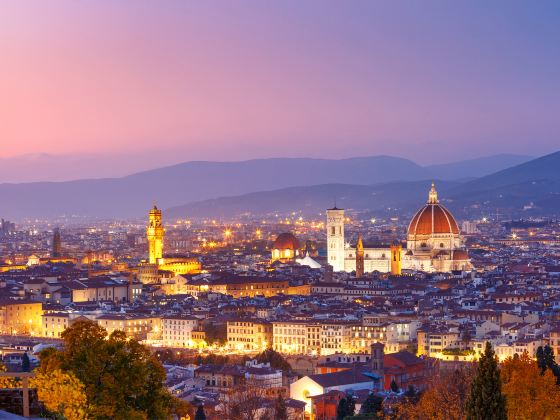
xmin=327 ymin=183 xmax=472 ymax=274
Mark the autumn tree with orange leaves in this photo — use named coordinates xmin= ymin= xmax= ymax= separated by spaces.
xmin=392 ymin=364 xmax=475 ymax=420
xmin=501 ymin=352 xmax=560 ymax=420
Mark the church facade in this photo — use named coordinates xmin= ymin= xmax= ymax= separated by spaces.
xmin=327 ymin=183 xmax=472 ymax=274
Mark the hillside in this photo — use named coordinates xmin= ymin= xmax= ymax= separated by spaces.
xmin=167 ymin=152 xmax=560 ymax=219
xmin=449 ymin=151 xmax=560 ymax=214
xmin=165 ymin=180 xmax=464 ymax=219
xmin=0 ymin=154 xmax=535 ymax=219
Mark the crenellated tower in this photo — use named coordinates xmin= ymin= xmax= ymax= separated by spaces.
xmin=147 ymin=205 xmax=164 ymax=264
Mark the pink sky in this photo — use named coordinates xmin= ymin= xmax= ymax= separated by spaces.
xmin=0 ymin=1 xmax=558 ymax=168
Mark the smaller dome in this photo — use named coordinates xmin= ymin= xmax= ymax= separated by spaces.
xmin=273 ymin=232 xmax=301 ymax=250
xmin=453 ymin=250 xmax=469 ymax=260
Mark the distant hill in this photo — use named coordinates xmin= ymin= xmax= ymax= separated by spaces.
xmin=167 ymin=152 xmax=560 ymax=219
xmin=166 ymin=180 xmax=465 ymax=219
xmin=424 ymin=154 xmax=532 ymax=180
xmin=0 ymin=154 xmax=535 ymax=219
xmin=448 ymin=151 xmax=560 ymax=215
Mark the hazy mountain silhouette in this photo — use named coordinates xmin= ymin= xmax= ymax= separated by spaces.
xmin=0 ymin=154 xmax=536 ymax=219
xmin=166 ymin=180 xmax=464 ymax=219
xmin=167 ymin=152 xmax=560 ymax=219
xmin=448 ymin=151 xmax=560 ymax=214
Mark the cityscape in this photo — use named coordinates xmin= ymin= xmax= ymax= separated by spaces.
xmin=1 ymin=1 xmax=560 ymax=420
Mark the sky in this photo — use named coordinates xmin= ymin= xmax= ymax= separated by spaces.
xmin=0 ymin=1 xmax=559 ymax=179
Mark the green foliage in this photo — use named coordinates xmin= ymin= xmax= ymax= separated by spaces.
xmin=361 ymin=393 xmax=383 ymax=416
xmin=536 ymin=345 xmax=560 ymax=383
xmin=465 ymin=342 xmax=507 ymax=420
xmin=255 ymin=348 xmax=292 ymax=372
xmin=442 ymin=348 xmax=475 ymax=356
xmin=337 ymin=398 xmax=349 ymax=420
xmin=274 ymin=394 xmax=288 ymax=420
xmin=204 ymin=321 xmax=227 ymax=345
xmin=38 ymin=320 xmax=179 ymax=420
xmin=194 ymin=404 xmax=206 ymax=420
xmin=196 ymin=353 xmax=230 ymax=366
xmin=21 ymin=351 xmax=30 ymax=372
xmin=404 ymin=385 xmax=420 ymax=404
xmin=337 ymin=394 xmax=356 ymax=420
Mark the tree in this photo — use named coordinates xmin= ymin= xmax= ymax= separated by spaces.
xmin=337 ymin=397 xmax=349 ymax=420
xmin=390 ymin=379 xmax=399 ymax=393
xmin=220 ymin=386 xmax=265 ymax=420
xmin=255 ymin=348 xmax=292 ymax=372
xmin=204 ymin=321 xmax=227 ymax=345
xmin=21 ymin=351 xmax=30 ymax=372
xmin=536 ymin=345 xmax=560 ymax=383
xmin=274 ymin=394 xmax=288 ymax=420
xmin=501 ymin=352 xmax=560 ymax=420
xmin=31 ymin=369 xmax=88 ymax=420
xmin=404 ymin=385 xmax=419 ymax=405
xmin=346 ymin=394 xmax=356 ymax=418
xmin=194 ymin=404 xmax=207 ymax=420
xmin=465 ymin=342 xmax=506 ymax=420
xmin=337 ymin=394 xmax=355 ymax=420
xmin=394 ymin=365 xmax=475 ymax=420
xmin=361 ymin=393 xmax=383 ymax=416
xmin=0 ymin=361 xmax=17 ymax=388
xmin=38 ymin=320 xmax=181 ymax=420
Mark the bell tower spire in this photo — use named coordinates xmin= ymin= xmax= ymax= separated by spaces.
xmin=356 ymin=233 xmax=364 ymax=278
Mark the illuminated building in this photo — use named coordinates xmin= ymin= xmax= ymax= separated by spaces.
xmin=42 ymin=312 xmax=89 ymax=338
xmin=390 ymin=244 xmax=402 ymax=275
xmin=327 ymin=183 xmax=472 ymax=273
xmin=96 ymin=313 xmax=162 ymax=341
xmin=355 ymin=234 xmax=364 ymax=278
xmin=157 ymin=257 xmax=201 ymax=276
xmin=227 ymin=319 xmax=272 ymax=351
xmin=147 ymin=205 xmax=164 ymax=264
xmin=162 ymin=315 xmax=200 ymax=347
xmin=42 ymin=312 xmax=72 ymax=338
xmin=271 ymin=232 xmax=302 ymax=262
xmin=326 ymin=206 xmax=345 ymax=272
xmin=66 ymin=278 xmax=132 ymax=303
xmin=144 ymin=206 xmax=201 ymax=281
xmin=272 ymin=320 xmax=321 ymax=355
xmin=211 ymin=276 xmax=289 ymax=298
xmin=0 ymin=300 xmax=43 ymax=335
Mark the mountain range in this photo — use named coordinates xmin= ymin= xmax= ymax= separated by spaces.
xmin=0 ymin=152 xmax=555 ymax=220
xmin=168 ymin=151 xmax=560 ymax=220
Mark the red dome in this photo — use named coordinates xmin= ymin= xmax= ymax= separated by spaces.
xmin=273 ymin=232 xmax=301 ymax=250
xmin=408 ymin=183 xmax=460 ymax=237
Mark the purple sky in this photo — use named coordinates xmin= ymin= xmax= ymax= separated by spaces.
xmin=1 ymin=1 xmax=559 ymax=174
